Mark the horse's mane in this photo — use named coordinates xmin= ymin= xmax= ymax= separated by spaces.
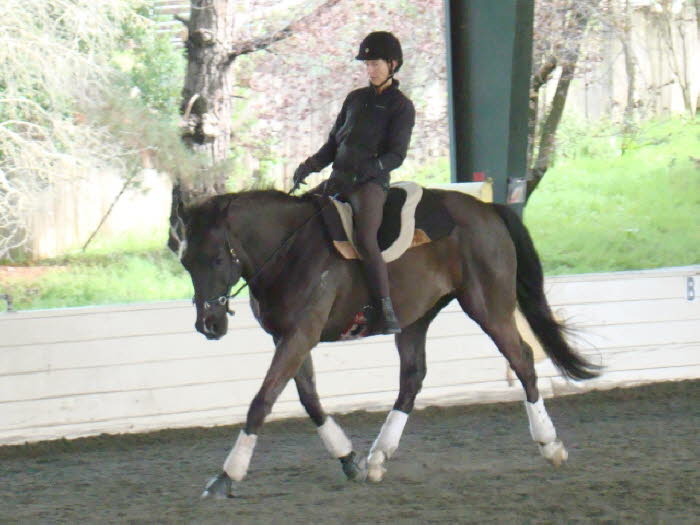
xmin=230 ymin=189 xmax=314 ymax=204
xmin=187 ymin=189 xmax=314 ymax=235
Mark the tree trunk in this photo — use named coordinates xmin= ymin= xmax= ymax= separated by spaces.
xmin=527 ymin=62 xmax=577 ymax=199
xmin=656 ymin=6 xmax=694 ymax=118
xmin=527 ymin=56 xmax=557 ymax=177
xmin=621 ymin=0 xmax=636 ymax=151
xmin=526 ymin=5 xmax=590 ymax=201
xmin=179 ymin=0 xmax=236 ymax=202
xmin=673 ymin=11 xmax=693 ymax=117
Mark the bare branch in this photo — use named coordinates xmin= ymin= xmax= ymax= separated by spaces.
xmin=81 ymin=168 xmax=139 ymax=252
xmin=230 ymin=28 xmax=293 ymax=58
xmin=227 ymin=0 xmax=342 ymax=63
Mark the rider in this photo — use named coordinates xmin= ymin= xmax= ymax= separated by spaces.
xmin=293 ymin=31 xmax=415 ymax=335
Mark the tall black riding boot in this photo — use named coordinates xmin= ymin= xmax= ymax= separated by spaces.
xmin=380 ymin=297 xmax=401 ymax=334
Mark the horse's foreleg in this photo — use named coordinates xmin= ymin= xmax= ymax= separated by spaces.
xmin=294 ymin=355 xmax=362 ymax=480
xmin=202 ymin=309 xmax=329 ymax=498
xmin=366 ymin=313 xmax=431 ymax=482
xmin=227 ymin=341 xmax=312 ymax=477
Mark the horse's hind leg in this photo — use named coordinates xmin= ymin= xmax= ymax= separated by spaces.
xmin=509 ymin=334 xmax=569 ymax=467
xmin=294 ymin=355 xmax=362 ymax=480
xmin=460 ymin=292 xmax=568 ymax=466
xmin=366 ymin=299 xmax=447 ymax=482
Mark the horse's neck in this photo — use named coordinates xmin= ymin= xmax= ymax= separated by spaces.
xmin=229 ymin=196 xmax=315 ymax=281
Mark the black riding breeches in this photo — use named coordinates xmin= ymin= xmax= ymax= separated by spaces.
xmin=348 ymin=181 xmax=390 ymax=300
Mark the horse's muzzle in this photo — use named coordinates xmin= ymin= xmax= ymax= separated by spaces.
xmin=196 ymin=312 xmax=228 ymax=340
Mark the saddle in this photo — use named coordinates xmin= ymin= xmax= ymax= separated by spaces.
xmin=317 ymin=181 xmax=455 ymax=262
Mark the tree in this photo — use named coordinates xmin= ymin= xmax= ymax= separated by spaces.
xmin=526 ymin=0 xmax=604 ymax=199
xmin=0 ymin=0 xmax=146 ymax=260
xmin=650 ymin=0 xmax=696 ymax=118
xmin=620 ymin=0 xmax=637 ymax=140
xmin=175 ymin=0 xmax=343 ymax=203
xmin=0 ymin=0 xmax=209 ymax=260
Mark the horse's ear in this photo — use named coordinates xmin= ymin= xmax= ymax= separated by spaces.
xmin=168 ymin=184 xmax=189 ymax=258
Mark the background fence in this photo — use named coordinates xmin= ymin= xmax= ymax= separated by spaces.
xmin=1 ymin=265 xmax=698 ymax=446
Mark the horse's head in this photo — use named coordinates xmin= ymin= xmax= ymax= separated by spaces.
xmin=169 ymin=187 xmax=241 ymax=340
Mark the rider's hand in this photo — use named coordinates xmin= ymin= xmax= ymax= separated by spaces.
xmin=293 ymin=162 xmax=313 ymax=186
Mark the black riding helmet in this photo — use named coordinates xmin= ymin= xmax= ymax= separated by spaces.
xmin=355 ymin=31 xmax=403 ymax=73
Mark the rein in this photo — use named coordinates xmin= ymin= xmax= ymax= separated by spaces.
xmin=203 ymin=189 xmax=332 ymax=314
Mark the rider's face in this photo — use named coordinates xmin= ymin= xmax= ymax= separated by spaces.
xmin=365 ymin=59 xmax=394 ymax=86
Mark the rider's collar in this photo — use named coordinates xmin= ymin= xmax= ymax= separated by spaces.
xmin=369 ymin=78 xmax=400 ymax=95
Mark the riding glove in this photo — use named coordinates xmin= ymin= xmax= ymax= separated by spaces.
xmin=293 ymin=162 xmax=313 ymax=185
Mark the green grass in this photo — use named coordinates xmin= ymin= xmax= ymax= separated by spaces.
xmin=524 ymin=117 xmax=700 ymax=274
xmin=24 ymin=252 xmax=191 ymax=310
xmin=1 ymin=228 xmax=194 ymax=310
xmin=1 ymin=117 xmax=698 ymax=311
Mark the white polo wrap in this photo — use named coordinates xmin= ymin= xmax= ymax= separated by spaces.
xmin=317 ymin=416 xmax=353 ymax=458
xmin=369 ymin=410 xmax=409 ymax=460
xmin=223 ymin=430 xmax=258 ymax=481
xmin=524 ymin=397 xmax=557 ymax=444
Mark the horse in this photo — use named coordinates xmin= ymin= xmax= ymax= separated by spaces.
xmin=167 ymin=184 xmax=599 ymax=499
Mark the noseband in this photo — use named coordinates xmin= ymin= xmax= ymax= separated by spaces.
xmin=202 ymin=239 xmax=241 ymax=316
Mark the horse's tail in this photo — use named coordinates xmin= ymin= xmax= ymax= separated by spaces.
xmin=493 ymin=203 xmax=600 ymax=380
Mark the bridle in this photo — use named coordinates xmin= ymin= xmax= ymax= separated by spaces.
xmin=199 ymin=196 xmax=329 ymax=316
xmin=201 ymin=237 xmax=241 ymax=316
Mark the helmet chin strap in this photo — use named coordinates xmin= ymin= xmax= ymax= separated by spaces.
xmin=372 ymin=61 xmax=395 ymax=91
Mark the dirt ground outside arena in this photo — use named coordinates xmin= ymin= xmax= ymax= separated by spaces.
xmin=1 ymin=380 xmax=698 ymax=524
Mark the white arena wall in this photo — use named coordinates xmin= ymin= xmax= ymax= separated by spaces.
xmin=0 ymin=265 xmax=698 ymax=446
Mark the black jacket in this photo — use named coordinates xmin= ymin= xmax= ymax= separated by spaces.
xmin=304 ymin=80 xmax=415 ymax=187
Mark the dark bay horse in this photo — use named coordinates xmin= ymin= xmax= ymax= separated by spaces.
xmin=168 ymin=185 xmax=599 ymax=498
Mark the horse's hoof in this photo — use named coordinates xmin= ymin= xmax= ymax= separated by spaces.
xmin=366 ymin=451 xmax=387 ymax=483
xmin=340 ymin=451 xmax=367 ymax=482
xmin=367 ymin=463 xmax=386 ymax=483
xmin=539 ymin=440 xmax=568 ymax=467
xmin=200 ymin=472 xmax=234 ymax=499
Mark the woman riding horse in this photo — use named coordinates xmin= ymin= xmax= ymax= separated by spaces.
xmin=292 ymin=31 xmax=415 ymax=335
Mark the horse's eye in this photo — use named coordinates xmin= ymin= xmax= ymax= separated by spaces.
xmin=213 ymin=257 xmax=223 ymax=266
